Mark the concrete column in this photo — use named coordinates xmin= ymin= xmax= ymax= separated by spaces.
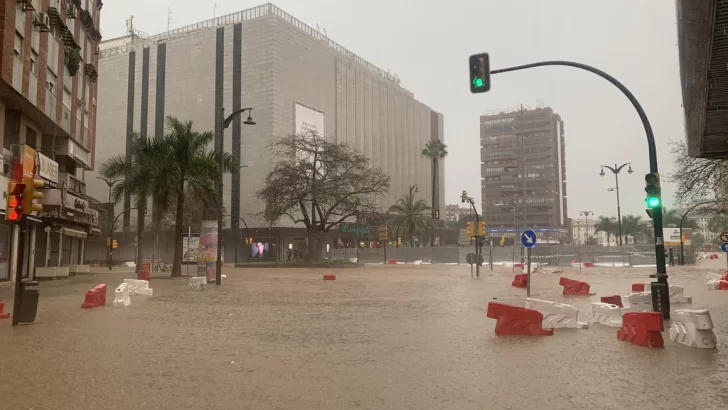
xmin=44 ymin=226 xmax=51 ymax=267
xmin=58 ymin=229 xmax=64 ymax=267
xmin=28 ymin=225 xmax=36 ymax=280
xmin=80 ymin=239 xmax=85 ymax=265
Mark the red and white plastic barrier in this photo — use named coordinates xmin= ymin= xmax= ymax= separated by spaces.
xmin=188 ymin=277 xmax=207 ymax=290
xmin=559 ymin=277 xmax=594 ymax=295
xmin=0 ymin=300 xmax=9 ymax=319
xmin=486 ymin=302 xmax=554 ymax=336
xmin=638 ymin=283 xmax=692 ymax=304
xmin=81 ymin=284 xmax=107 ymax=309
xmin=618 ymin=312 xmax=664 ymax=348
xmin=621 ymin=292 xmax=653 ymax=313
xmin=600 ymin=295 xmax=623 ymax=308
xmin=323 ymin=274 xmax=336 ymax=281
xmin=511 ymin=273 xmax=527 ymax=288
xmin=112 ymin=283 xmax=130 ymax=307
xmin=669 ymin=309 xmax=717 ymax=349
xmin=525 ymin=298 xmax=588 ymax=329
xmin=123 ymin=279 xmax=153 ymax=296
xmin=590 ymin=302 xmax=623 ymax=328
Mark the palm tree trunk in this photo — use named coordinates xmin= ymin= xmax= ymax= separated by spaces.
xmin=135 ymin=202 xmax=145 ymax=271
xmin=171 ymin=184 xmax=185 ymax=277
xmin=431 ymin=158 xmax=437 ymax=247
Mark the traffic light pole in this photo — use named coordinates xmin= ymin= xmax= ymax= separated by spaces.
xmin=491 ymin=60 xmax=669 ymax=317
xmin=12 ymin=217 xmax=26 ymax=326
xmin=465 ymin=196 xmax=481 ymax=277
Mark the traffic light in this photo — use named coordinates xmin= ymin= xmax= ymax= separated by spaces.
xmin=5 ymin=182 xmax=26 ymax=222
xmin=645 ymin=173 xmax=661 ymax=209
xmin=467 ymin=221 xmax=474 ymax=237
xmin=397 ymin=237 xmax=402 ymax=245
xmin=500 ymin=235 xmax=505 ymax=247
xmin=461 ymin=190 xmax=468 ymax=203
xmin=469 ymin=53 xmax=491 ymax=93
xmin=477 ymin=221 xmax=486 ymax=236
xmin=21 ymin=177 xmax=44 ymax=215
xmin=434 ymin=209 xmax=439 ymax=219
xmin=106 ymin=237 xmax=111 ymax=247
xmin=112 ymin=240 xmax=118 ymax=249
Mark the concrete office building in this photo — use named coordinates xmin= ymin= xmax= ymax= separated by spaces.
xmin=480 ymin=106 xmax=567 ymax=243
xmin=89 ymin=3 xmax=445 ymax=242
xmin=0 ymin=0 xmax=104 ymax=281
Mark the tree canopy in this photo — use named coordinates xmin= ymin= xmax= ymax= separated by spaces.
xmin=256 ymin=132 xmax=390 ymax=259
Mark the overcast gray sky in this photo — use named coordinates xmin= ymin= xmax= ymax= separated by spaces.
xmin=101 ymin=0 xmax=683 ymax=220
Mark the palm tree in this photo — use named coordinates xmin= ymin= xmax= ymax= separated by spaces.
xmin=100 ymin=133 xmax=165 ymax=270
xmin=594 ymin=216 xmax=617 ymax=245
xmin=421 ymin=139 xmax=448 ymax=246
xmin=621 ymin=215 xmax=643 ymax=245
xmin=151 ymin=116 xmax=235 ymax=277
xmin=387 ymin=190 xmax=434 ymax=247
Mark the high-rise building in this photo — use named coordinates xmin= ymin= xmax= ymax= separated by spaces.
xmin=480 ymin=106 xmax=567 ymax=242
xmin=89 ymin=3 xmax=445 ymax=234
xmin=0 ymin=0 xmax=104 ymax=281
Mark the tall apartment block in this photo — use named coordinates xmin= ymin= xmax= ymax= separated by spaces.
xmin=0 ymin=0 xmax=103 ymax=281
xmin=89 ymin=3 xmax=445 ymax=234
xmin=480 ymin=106 xmax=567 ymax=242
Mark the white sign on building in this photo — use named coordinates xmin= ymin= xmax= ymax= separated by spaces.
xmin=37 ymin=152 xmax=59 ymax=187
xmin=294 ymin=103 xmax=325 ymax=137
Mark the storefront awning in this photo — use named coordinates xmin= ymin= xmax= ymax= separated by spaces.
xmin=61 ymin=227 xmax=88 ymax=239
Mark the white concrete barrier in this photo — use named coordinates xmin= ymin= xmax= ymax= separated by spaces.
xmin=35 ymin=267 xmax=56 ymax=279
xmin=113 ymin=283 xmax=131 ymax=307
xmin=669 ymin=309 xmax=717 ymax=349
xmin=56 ymin=266 xmax=69 ymax=278
xmin=541 ymin=267 xmax=563 ymax=274
xmin=708 ymin=279 xmax=720 ymax=290
xmin=188 ymin=277 xmax=207 ymax=291
xmin=525 ymin=298 xmax=588 ymax=329
xmin=123 ymin=279 xmax=153 ymax=296
xmin=413 ymin=260 xmax=423 ymax=265
xmin=590 ymin=302 xmax=623 ymax=327
xmin=706 ymin=272 xmax=723 ymax=281
xmin=641 ymin=284 xmax=693 ymax=303
xmin=621 ymin=292 xmax=653 ymax=313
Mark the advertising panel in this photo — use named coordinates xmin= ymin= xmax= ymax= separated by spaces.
xmin=663 ymin=228 xmax=692 ymax=246
xmin=294 ymin=103 xmax=325 ymax=137
xmin=37 ymin=152 xmax=59 ymax=186
xmin=198 ymin=220 xmax=218 ymax=281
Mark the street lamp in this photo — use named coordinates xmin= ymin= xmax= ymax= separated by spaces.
xmin=216 ymin=107 xmax=255 ymax=286
xmin=97 ymin=177 xmax=119 ymax=271
xmin=600 ymin=163 xmax=632 ymax=246
xmin=580 ymin=210 xmax=593 ymax=245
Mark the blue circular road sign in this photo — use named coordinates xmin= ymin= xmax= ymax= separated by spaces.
xmin=521 ymin=230 xmax=537 ymax=249
xmin=721 ymin=242 xmax=728 ymax=253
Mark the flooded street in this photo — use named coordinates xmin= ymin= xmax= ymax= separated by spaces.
xmin=1 ymin=264 xmax=728 ymax=409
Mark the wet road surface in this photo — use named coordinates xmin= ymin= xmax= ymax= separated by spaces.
xmin=1 ymin=265 xmax=728 ymax=409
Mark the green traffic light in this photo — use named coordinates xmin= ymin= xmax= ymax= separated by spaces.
xmin=473 ymin=77 xmax=484 ymax=88
xmin=646 ymin=196 xmax=661 ymax=208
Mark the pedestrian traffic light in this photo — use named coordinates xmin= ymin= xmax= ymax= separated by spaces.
xmin=467 ymin=221 xmax=474 ymax=237
xmin=461 ymin=190 xmax=468 ymax=203
xmin=477 ymin=221 xmax=486 ymax=236
xmin=112 ymin=240 xmax=118 ymax=249
xmin=469 ymin=53 xmax=491 ymax=93
xmin=21 ymin=177 xmax=44 ymax=215
xmin=5 ymin=182 xmax=26 ymax=222
xmin=645 ymin=173 xmax=661 ymax=209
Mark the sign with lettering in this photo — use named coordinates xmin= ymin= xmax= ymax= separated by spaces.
xmin=38 ymin=152 xmax=59 ymax=186
xmin=341 ymin=224 xmax=369 ymax=236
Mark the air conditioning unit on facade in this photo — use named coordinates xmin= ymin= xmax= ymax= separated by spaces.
xmin=67 ymin=4 xmax=76 ymax=18
xmin=33 ymin=12 xmax=51 ymax=32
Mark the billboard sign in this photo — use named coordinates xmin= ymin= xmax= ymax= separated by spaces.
xmin=664 ymin=228 xmax=692 ymax=246
xmin=294 ymin=103 xmax=325 ymax=137
xmin=38 ymin=152 xmax=59 ymax=186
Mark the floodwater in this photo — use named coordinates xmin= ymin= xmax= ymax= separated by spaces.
xmin=1 ymin=263 xmax=728 ymax=410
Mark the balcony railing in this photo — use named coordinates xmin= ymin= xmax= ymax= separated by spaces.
xmin=59 ymin=172 xmax=86 ymax=196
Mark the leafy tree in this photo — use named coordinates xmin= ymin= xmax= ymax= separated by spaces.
xmin=152 ymin=116 xmax=236 ymax=277
xmin=100 ymin=133 xmax=165 ymax=269
xmin=387 ymin=190 xmax=434 ymax=247
xmin=257 ymin=132 xmax=390 ymax=260
xmin=421 ymin=139 xmax=447 ymax=246
xmin=594 ymin=216 xmax=617 ymax=244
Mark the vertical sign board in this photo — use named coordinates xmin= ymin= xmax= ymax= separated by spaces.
xmin=198 ymin=220 xmax=218 ymax=282
xmin=22 ymin=145 xmax=36 ymax=179
xmin=183 ymin=234 xmax=200 ymax=264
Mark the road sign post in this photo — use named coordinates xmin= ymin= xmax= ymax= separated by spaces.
xmin=721 ymin=242 xmax=728 ymax=269
xmin=521 ymin=230 xmax=537 ymax=297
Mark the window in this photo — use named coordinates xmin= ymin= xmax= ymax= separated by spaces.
xmin=47 ymin=71 xmax=57 ymax=94
xmin=30 ymin=51 xmax=38 ymax=74
xmin=14 ymin=32 xmax=23 ymax=59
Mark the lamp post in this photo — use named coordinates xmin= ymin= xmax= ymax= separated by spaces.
xmin=600 ymin=163 xmax=632 ymax=246
xmin=216 ymin=107 xmax=255 ymax=286
xmin=580 ymin=210 xmax=593 ymax=245
xmin=97 ymin=177 xmax=118 ymax=271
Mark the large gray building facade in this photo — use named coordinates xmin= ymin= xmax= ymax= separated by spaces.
xmin=88 ymin=4 xmax=445 ymax=231
xmin=480 ymin=106 xmax=567 ymax=242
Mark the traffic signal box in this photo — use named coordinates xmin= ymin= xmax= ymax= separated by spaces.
xmin=112 ymin=240 xmax=118 ymax=249
xmin=467 ymin=222 xmax=474 ymax=237
xmin=461 ymin=190 xmax=468 ymax=203
xmin=5 ymin=182 xmax=26 ymax=222
xmin=21 ymin=177 xmax=44 ymax=215
xmin=477 ymin=221 xmax=486 ymax=237
xmin=645 ymin=173 xmax=661 ymax=219
xmin=469 ymin=53 xmax=491 ymax=93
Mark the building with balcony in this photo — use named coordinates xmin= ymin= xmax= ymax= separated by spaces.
xmin=480 ymin=106 xmax=568 ymax=242
xmin=444 ymin=204 xmax=471 ymax=223
xmin=0 ymin=0 xmax=103 ymax=281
